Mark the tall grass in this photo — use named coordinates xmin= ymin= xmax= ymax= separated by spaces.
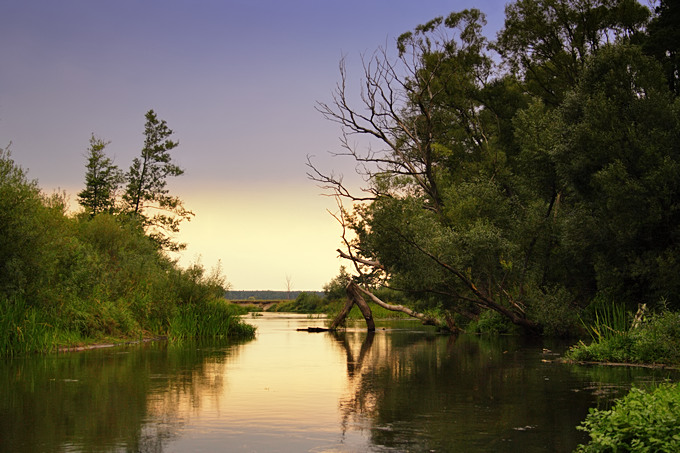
xmin=0 ymin=296 xmax=56 ymax=356
xmin=168 ymin=300 xmax=256 ymax=342
xmin=581 ymin=300 xmax=629 ymax=343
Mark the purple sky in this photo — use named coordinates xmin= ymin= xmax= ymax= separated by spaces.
xmin=1 ymin=0 xmax=508 ymax=290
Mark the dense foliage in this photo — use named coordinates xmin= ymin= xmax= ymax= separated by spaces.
xmin=312 ymin=0 xmax=680 ymax=334
xmin=0 ymin=145 xmax=253 ymax=356
xmin=576 ymin=382 xmax=680 ymax=452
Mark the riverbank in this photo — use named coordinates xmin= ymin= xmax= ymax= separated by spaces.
xmin=56 ymin=336 xmax=169 ymax=353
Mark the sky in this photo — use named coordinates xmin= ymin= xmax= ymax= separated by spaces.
xmin=1 ymin=0 xmax=507 ymax=290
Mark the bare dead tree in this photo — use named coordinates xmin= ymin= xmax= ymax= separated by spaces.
xmin=310 ymin=47 xmax=446 ymax=214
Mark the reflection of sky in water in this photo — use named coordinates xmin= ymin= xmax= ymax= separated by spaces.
xmin=3 ymin=314 xmax=677 ymax=452
xmin=164 ymin=314 xmax=372 ymax=452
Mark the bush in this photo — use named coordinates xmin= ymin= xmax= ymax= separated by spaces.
xmin=467 ymin=309 xmax=520 ymax=334
xmin=629 ymin=311 xmax=680 ymax=364
xmin=0 ymin=149 xmax=256 ymax=354
xmin=576 ymin=382 xmax=680 ymax=452
xmin=525 ymin=285 xmax=582 ymax=337
xmin=271 ymin=292 xmax=327 ymax=313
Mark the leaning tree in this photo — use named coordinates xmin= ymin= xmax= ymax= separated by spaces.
xmin=123 ymin=110 xmax=193 ymax=251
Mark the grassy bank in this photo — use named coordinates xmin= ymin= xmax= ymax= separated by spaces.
xmin=565 ymin=309 xmax=680 ymax=366
xmin=0 ymin=148 xmax=254 ymax=356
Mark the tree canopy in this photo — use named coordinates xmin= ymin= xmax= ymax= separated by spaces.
xmin=311 ymin=0 xmax=680 ymax=334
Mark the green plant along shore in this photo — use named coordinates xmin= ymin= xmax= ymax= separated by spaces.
xmin=0 ymin=119 xmax=254 ymax=356
xmin=575 ymin=382 xmax=680 ymax=452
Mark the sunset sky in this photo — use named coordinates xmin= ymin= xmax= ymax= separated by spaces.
xmin=1 ymin=0 xmax=506 ymax=290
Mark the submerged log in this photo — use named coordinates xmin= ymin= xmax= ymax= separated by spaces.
xmin=296 ymin=327 xmax=332 ymax=332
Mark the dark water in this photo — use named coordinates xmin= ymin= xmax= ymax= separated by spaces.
xmin=1 ymin=314 xmax=677 ymax=452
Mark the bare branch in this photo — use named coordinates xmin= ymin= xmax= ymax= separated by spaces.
xmin=353 ymin=282 xmax=439 ymax=326
xmin=336 ymin=248 xmax=384 ymax=270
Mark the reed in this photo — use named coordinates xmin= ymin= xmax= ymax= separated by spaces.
xmin=168 ymin=299 xmax=256 ymax=341
xmin=0 ymin=296 xmax=56 ymax=356
xmin=581 ymin=299 xmax=630 ymax=343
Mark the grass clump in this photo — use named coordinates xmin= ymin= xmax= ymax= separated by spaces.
xmin=169 ymin=300 xmax=255 ymax=341
xmin=575 ymin=382 xmax=680 ymax=452
xmin=566 ymin=309 xmax=680 ymax=365
xmin=0 ymin=296 xmax=56 ymax=356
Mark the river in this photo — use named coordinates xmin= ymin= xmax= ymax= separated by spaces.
xmin=1 ymin=313 xmax=677 ymax=452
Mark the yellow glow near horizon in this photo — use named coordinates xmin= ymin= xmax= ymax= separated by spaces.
xmin=173 ymin=186 xmax=344 ymax=290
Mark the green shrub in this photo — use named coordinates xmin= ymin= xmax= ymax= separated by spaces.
xmin=576 ymin=382 xmax=680 ymax=452
xmin=566 ymin=310 xmax=680 ymax=365
xmin=467 ymin=309 xmax=520 ymax=334
xmin=272 ymin=292 xmax=327 ymax=313
xmin=629 ymin=311 xmax=680 ymax=364
xmin=525 ymin=285 xmax=581 ymax=337
xmin=0 ymin=147 xmax=257 ymax=355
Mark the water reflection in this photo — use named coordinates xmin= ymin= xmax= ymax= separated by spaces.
xmin=331 ymin=327 xmax=677 ymax=452
xmin=0 ymin=340 xmax=241 ymax=453
xmin=1 ymin=316 xmax=677 ymax=453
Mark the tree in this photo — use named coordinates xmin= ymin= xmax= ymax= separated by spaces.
xmin=312 ymin=0 xmax=674 ymax=334
xmin=311 ymin=10 xmax=543 ymax=332
xmin=123 ymin=110 xmax=193 ymax=251
xmin=643 ymin=0 xmax=680 ymax=96
xmin=77 ymin=134 xmax=123 ymax=216
xmin=285 ymin=274 xmax=293 ymax=300
xmin=495 ymin=0 xmax=650 ymax=105
xmin=0 ymin=144 xmax=66 ymax=300
xmin=552 ymin=44 xmax=680 ymax=309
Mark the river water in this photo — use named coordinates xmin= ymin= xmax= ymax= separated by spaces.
xmin=1 ymin=313 xmax=677 ymax=452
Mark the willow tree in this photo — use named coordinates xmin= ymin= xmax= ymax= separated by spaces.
xmin=311 ymin=0 xmax=670 ymax=334
xmin=311 ymin=10 xmax=543 ymax=332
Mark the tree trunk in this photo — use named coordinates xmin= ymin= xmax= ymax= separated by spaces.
xmin=353 ymin=282 xmax=440 ymax=327
xmin=329 ymin=281 xmax=375 ymax=331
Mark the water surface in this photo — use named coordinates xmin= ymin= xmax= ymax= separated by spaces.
xmin=1 ymin=313 xmax=676 ymax=452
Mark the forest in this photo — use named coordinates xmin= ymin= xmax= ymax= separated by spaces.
xmin=308 ymin=0 xmax=680 ymax=339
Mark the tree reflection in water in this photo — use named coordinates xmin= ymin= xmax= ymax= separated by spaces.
xmin=330 ymin=329 xmax=658 ymax=453
xmin=2 ymin=319 xmax=675 ymax=453
xmin=0 ymin=340 xmax=243 ymax=453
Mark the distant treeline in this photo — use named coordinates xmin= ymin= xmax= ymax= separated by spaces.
xmin=225 ymin=290 xmax=323 ymax=301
